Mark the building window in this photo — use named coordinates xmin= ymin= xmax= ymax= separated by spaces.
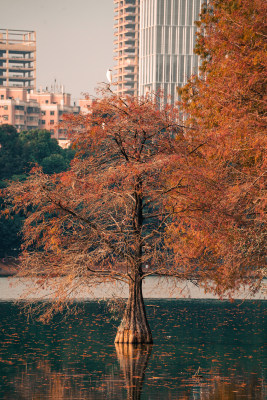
xmin=1 ymin=95 xmax=4 ymax=100
xmin=50 ymin=111 xmax=55 ymax=115
xmin=27 ymin=107 xmax=39 ymax=114
xmin=45 ymin=100 xmax=49 ymax=104
xmin=42 ymin=120 xmax=45 ymax=124
xmin=41 ymin=110 xmax=46 ymax=116
xmin=3 ymin=105 xmax=8 ymax=110
xmin=50 ymin=120 xmax=54 ymax=124
xmin=3 ymin=115 xmax=8 ymax=120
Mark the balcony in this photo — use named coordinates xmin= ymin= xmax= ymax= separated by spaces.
xmin=8 ymin=76 xmax=34 ymax=81
xmin=124 ymin=10 xmax=137 ymax=17
xmin=0 ymin=43 xmax=35 ymax=53
xmin=0 ymin=66 xmax=34 ymax=72
xmin=114 ymin=20 xmax=135 ymax=29
xmin=4 ymin=56 xmax=35 ymax=63
xmin=7 ymin=84 xmax=34 ymax=90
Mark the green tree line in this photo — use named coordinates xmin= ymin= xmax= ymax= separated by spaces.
xmin=0 ymin=125 xmax=75 ymax=257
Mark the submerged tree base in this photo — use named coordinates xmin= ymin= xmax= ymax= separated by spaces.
xmin=115 ymin=277 xmax=153 ymax=344
xmin=115 ymin=328 xmax=153 ymax=344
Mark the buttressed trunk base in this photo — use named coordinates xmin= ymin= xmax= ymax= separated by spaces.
xmin=115 ymin=276 xmax=153 ymax=344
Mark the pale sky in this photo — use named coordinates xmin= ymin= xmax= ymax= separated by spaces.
xmin=1 ymin=0 xmax=114 ymax=102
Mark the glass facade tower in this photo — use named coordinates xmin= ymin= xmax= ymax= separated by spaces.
xmin=139 ymin=0 xmax=205 ymax=103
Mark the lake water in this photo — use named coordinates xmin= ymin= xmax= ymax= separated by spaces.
xmin=0 ymin=278 xmax=266 ymax=399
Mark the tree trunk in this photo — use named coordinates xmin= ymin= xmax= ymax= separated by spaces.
xmin=115 ymin=275 xmax=153 ymax=343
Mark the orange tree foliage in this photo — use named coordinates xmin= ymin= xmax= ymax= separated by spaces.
xmin=171 ymin=0 xmax=266 ymax=295
xmin=4 ymin=92 xmax=210 ymax=330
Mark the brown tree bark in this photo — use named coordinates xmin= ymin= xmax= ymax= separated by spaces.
xmin=115 ymin=275 xmax=153 ymax=344
xmin=115 ymin=176 xmax=153 ymax=344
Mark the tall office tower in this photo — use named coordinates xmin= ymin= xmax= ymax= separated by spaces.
xmin=0 ymin=29 xmax=36 ymax=92
xmin=114 ymin=0 xmax=140 ymax=97
xmin=139 ymin=0 xmax=205 ymax=104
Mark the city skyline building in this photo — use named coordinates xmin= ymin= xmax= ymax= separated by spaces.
xmin=139 ymin=0 xmax=206 ymax=104
xmin=0 ymin=29 xmax=36 ymax=92
xmin=113 ymin=0 xmax=140 ymax=97
xmin=113 ymin=0 xmax=205 ymax=103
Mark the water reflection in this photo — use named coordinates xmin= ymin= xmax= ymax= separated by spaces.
xmin=2 ymin=346 xmax=152 ymax=400
xmin=189 ymin=374 xmax=265 ymax=400
xmin=11 ymin=360 xmax=92 ymax=400
xmin=3 ymin=354 xmax=264 ymax=400
xmin=4 ymin=358 xmax=126 ymax=400
xmin=115 ymin=343 xmax=152 ymax=400
xmin=0 ymin=300 xmax=266 ymax=399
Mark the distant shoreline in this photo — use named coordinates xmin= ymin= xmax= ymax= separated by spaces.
xmin=0 ymin=259 xmax=18 ymax=277
xmin=0 ymin=275 xmax=266 ymax=301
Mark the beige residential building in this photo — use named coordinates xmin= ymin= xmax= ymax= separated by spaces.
xmin=114 ymin=0 xmax=139 ymax=97
xmin=79 ymin=97 xmax=93 ymax=114
xmin=0 ymin=28 xmax=82 ymax=143
xmin=29 ymin=88 xmax=79 ymax=140
xmin=0 ymin=86 xmax=80 ymax=142
xmin=0 ymin=29 xmax=36 ymax=92
xmin=0 ymin=26 xmax=99 ymax=150
xmin=0 ymin=87 xmax=40 ymax=131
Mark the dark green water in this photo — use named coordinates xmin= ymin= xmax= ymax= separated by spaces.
xmin=0 ymin=300 xmax=266 ymax=399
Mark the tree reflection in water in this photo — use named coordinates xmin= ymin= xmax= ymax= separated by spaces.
xmin=11 ymin=360 xmax=88 ymax=399
xmin=192 ymin=373 xmax=265 ymax=400
xmin=3 ymin=355 xmax=265 ymax=400
xmin=7 ymin=345 xmax=152 ymax=400
xmin=115 ymin=343 xmax=152 ymax=400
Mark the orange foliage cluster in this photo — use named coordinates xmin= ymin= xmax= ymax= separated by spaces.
xmin=173 ymin=0 xmax=266 ymax=294
xmin=4 ymin=92 xmax=200 ymax=319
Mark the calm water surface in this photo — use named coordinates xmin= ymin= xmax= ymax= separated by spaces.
xmin=0 ymin=299 xmax=266 ymax=399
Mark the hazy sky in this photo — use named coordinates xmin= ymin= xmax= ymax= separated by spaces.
xmin=1 ymin=0 xmax=114 ymax=102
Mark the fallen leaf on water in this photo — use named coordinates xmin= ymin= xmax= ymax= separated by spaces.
xmin=148 ymin=376 xmax=164 ymax=380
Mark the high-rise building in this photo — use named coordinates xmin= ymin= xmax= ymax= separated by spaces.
xmin=113 ymin=0 xmax=205 ymax=103
xmin=113 ymin=0 xmax=140 ymax=97
xmin=0 ymin=29 xmax=36 ymax=92
xmin=139 ymin=0 xmax=205 ymax=104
